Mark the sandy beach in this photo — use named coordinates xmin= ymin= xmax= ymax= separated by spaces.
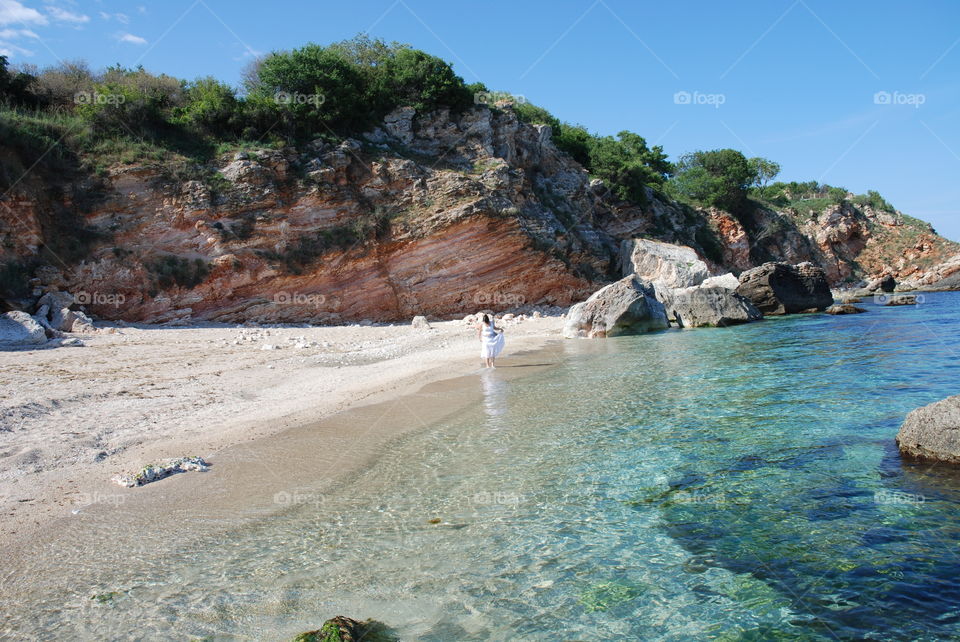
xmin=0 ymin=314 xmax=565 ymax=545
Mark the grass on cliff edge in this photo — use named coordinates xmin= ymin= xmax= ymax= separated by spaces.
xmin=0 ymin=106 xmax=201 ymax=183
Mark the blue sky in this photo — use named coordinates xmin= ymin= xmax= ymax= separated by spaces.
xmin=2 ymin=0 xmax=959 ymax=240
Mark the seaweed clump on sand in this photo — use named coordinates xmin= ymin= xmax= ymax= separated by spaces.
xmin=292 ymin=616 xmax=397 ymax=642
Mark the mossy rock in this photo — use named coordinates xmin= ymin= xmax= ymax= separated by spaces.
xmin=293 ymin=616 xmax=397 ymax=642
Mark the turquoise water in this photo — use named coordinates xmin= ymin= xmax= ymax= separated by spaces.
xmin=5 ymin=292 xmax=960 ymax=640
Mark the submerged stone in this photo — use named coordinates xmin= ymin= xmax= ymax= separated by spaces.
xmin=826 ymin=304 xmax=867 ymax=315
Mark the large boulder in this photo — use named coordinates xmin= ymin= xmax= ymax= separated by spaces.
xmin=656 ymin=285 xmax=762 ymax=328
xmin=896 ymin=395 xmax=960 ymax=464
xmin=563 ymin=276 xmax=668 ymax=338
xmin=735 ymin=262 xmax=833 ymax=315
xmin=620 ymin=238 xmax=710 ymax=288
xmin=0 ymin=311 xmax=47 ymax=347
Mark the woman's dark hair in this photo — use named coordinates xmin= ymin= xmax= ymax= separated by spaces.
xmin=482 ymin=314 xmax=491 ymax=324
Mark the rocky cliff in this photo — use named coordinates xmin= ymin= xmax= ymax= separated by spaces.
xmin=2 ymin=103 xmax=958 ymax=324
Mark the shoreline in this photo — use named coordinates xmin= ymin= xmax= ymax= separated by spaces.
xmin=0 ymin=315 xmax=567 ymax=547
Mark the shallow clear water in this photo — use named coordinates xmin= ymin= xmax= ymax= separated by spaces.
xmin=5 ymin=293 xmax=960 ymax=640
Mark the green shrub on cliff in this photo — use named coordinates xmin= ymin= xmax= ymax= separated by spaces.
xmin=587 ymin=131 xmax=673 ymax=202
xmin=669 ymin=149 xmax=756 ymax=212
xmin=0 ymin=55 xmax=37 ymax=108
xmin=246 ymin=36 xmax=472 ymax=139
xmin=513 ymin=101 xmax=672 ymax=205
xmin=756 ymin=181 xmax=897 ymax=216
xmin=174 ymin=77 xmax=242 ymax=137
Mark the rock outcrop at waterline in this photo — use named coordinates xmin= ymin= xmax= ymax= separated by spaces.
xmin=562 ymin=276 xmax=668 ymax=338
xmin=735 ymin=262 xmax=833 ymax=315
xmin=3 ymin=102 xmax=960 ymax=325
xmin=896 ymin=395 xmax=960 ymax=465
xmin=656 ymin=284 xmax=763 ymax=328
xmin=826 ymin=304 xmax=866 ymax=315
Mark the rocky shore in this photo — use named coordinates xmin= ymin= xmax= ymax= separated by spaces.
xmin=4 ymin=103 xmax=960 ymax=329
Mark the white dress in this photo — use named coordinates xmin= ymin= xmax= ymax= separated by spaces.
xmin=480 ymin=323 xmax=505 ymax=359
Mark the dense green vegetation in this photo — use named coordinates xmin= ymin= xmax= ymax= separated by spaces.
xmin=668 ymin=149 xmax=758 ymax=213
xmin=0 ymin=38 xmax=901 ymax=221
xmin=0 ymin=36 xmax=478 ymax=174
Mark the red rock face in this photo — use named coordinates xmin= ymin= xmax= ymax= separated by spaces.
xmin=4 ymin=107 xmax=608 ymax=323
xmin=707 ymin=209 xmax=752 ymax=273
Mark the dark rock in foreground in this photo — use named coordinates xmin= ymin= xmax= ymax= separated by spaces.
xmin=897 ymin=395 xmax=960 ymax=464
xmin=735 ymin=262 xmax=833 ymax=315
xmin=293 ymin=616 xmax=397 ymax=642
xmin=563 ymin=276 xmax=668 ymax=338
xmin=826 ymin=304 xmax=867 ymax=315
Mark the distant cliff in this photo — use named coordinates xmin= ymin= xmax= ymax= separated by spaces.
xmin=2 ymin=104 xmax=958 ymax=323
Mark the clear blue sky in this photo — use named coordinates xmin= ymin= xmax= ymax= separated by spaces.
xmin=3 ymin=0 xmax=959 ymax=240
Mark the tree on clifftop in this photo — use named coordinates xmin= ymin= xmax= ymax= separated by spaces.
xmin=670 ymin=148 xmax=756 ymax=212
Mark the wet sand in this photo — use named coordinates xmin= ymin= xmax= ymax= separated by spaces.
xmin=0 ymin=338 xmax=567 ymax=639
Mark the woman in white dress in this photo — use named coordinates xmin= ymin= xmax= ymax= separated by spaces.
xmin=477 ymin=313 xmax=505 ymax=368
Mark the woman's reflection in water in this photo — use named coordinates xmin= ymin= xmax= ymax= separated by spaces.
xmin=480 ymin=368 xmax=509 ymax=431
